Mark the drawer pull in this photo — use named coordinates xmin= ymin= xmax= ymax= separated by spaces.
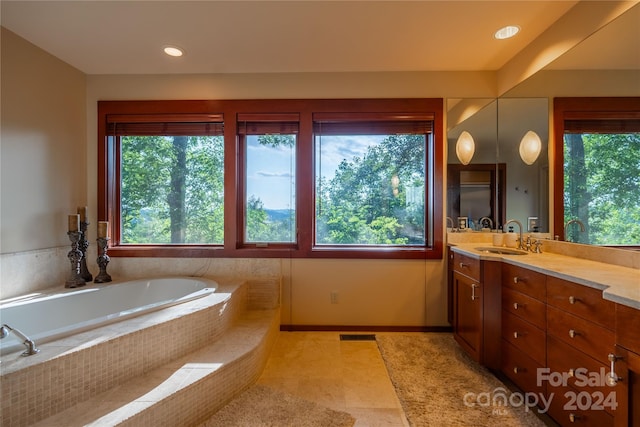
xmin=568 ymin=295 xmax=580 ymax=304
xmin=513 ymin=276 xmax=523 ymax=284
xmin=569 ymin=329 xmax=579 ymax=338
xmin=459 ymin=262 xmax=469 ymax=269
xmin=513 ymin=331 xmax=520 ymax=339
xmin=568 ymin=368 xmax=575 ymax=377
xmin=471 ymin=284 xmax=478 ymax=301
xmin=569 ymin=413 xmax=579 ymax=423
xmin=513 ymin=366 xmax=522 ymax=374
xmin=606 ymin=353 xmax=623 ymax=386
xmin=513 ymin=302 xmax=522 ymax=310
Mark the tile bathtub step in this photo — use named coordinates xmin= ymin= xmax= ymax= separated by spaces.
xmin=32 ymin=308 xmax=280 ymax=427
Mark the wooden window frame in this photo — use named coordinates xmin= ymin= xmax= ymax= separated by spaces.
xmin=98 ymin=98 xmax=444 ymax=259
xmin=552 ymin=97 xmax=640 ymax=248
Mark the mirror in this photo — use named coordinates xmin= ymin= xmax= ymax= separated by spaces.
xmin=447 ymin=98 xmax=549 ymax=233
xmin=497 ymin=98 xmax=549 ymax=233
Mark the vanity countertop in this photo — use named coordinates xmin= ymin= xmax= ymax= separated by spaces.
xmin=449 ymin=243 xmax=640 ymax=310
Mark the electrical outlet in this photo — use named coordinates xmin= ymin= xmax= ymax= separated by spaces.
xmin=528 ymin=216 xmax=539 ymax=232
xmin=330 ymin=291 xmax=338 ymax=304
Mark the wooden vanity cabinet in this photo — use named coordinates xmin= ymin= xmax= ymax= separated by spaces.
xmin=546 ymin=276 xmax=618 ymax=426
xmin=613 ymin=303 xmax=640 ymax=427
xmin=451 ymin=250 xmax=501 ymax=370
xmin=500 ymin=263 xmax=547 ymax=397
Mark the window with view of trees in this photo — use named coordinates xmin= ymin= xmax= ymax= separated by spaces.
xmin=314 ymin=117 xmax=429 ymax=246
xmin=238 ymin=115 xmax=297 ymax=244
xmin=98 ymin=99 xmax=443 ymax=259
xmin=110 ymin=117 xmax=224 ymax=245
xmin=554 ymin=98 xmax=640 ymax=248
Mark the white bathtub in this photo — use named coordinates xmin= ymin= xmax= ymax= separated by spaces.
xmin=0 ymin=276 xmax=216 ymax=356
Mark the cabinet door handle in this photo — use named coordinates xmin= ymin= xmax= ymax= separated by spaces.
xmin=471 ymin=284 xmax=478 ymax=301
xmin=569 ymin=413 xmax=579 ymax=423
xmin=606 ymin=353 xmax=623 ymax=386
xmin=569 ymin=329 xmax=579 ymax=338
xmin=569 ymin=296 xmax=580 ymax=304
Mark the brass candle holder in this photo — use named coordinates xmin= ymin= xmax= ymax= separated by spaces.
xmin=65 ymin=231 xmax=86 ymax=288
xmin=94 ymin=237 xmax=112 ymax=283
xmin=79 ymin=220 xmax=93 ymax=282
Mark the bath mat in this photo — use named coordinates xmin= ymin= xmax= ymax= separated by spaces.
xmin=376 ymin=333 xmax=547 ymax=427
xmin=199 ymin=384 xmax=355 ymax=427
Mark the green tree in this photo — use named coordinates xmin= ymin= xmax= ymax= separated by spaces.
xmin=317 ymin=134 xmax=425 ymax=245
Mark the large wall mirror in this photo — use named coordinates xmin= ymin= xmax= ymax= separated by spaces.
xmin=447 ymin=98 xmax=548 ymax=233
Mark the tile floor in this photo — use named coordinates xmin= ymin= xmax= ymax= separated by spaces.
xmin=256 ymin=331 xmax=410 ymax=426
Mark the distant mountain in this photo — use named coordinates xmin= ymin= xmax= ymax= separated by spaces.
xmin=264 ymin=209 xmax=294 ymax=222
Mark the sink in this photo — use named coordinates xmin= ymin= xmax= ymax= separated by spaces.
xmin=474 ymin=246 xmax=528 ymax=256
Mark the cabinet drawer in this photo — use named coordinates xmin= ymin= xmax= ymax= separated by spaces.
xmin=503 ymin=287 xmax=546 ymax=330
xmin=502 ymin=263 xmax=546 ymax=301
xmin=452 ymin=251 xmax=480 ymax=280
xmin=547 ymin=306 xmax=615 ymax=364
xmin=547 ymin=335 xmax=621 ymax=416
xmin=547 ymin=276 xmax=615 ymax=330
xmin=546 ymin=383 xmax=614 ymax=427
xmin=502 ymin=310 xmax=546 ymax=365
xmin=501 ymin=339 xmax=545 ymax=396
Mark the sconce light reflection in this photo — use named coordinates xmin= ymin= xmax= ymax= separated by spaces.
xmin=391 ymin=174 xmax=400 ymax=197
xmin=456 ymin=131 xmax=475 ymax=165
xmin=519 ymin=130 xmax=542 ymax=165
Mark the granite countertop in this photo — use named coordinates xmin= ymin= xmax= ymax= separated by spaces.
xmin=449 ymin=243 xmax=640 ymax=310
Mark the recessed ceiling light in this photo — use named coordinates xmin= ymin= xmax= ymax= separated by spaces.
xmin=494 ymin=25 xmax=520 ymax=40
xmin=163 ymin=46 xmax=184 ymax=57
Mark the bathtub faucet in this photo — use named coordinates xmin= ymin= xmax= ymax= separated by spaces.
xmin=0 ymin=324 xmax=40 ymax=356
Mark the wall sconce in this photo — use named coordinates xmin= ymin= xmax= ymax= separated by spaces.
xmin=519 ymin=130 xmax=542 ymax=165
xmin=456 ymin=131 xmax=475 ymax=165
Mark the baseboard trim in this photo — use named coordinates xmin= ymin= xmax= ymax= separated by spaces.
xmin=280 ymin=324 xmax=452 ymax=333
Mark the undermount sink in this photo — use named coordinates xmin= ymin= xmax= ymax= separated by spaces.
xmin=474 ymin=246 xmax=528 ymax=256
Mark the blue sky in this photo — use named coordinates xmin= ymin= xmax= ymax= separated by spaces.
xmin=245 ymin=135 xmax=381 ymax=209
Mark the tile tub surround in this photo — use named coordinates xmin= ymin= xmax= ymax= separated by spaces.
xmin=1 ymin=279 xmax=279 ymax=427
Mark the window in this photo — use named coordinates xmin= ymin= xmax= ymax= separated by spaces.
xmin=237 ymin=114 xmax=298 ymax=245
xmin=107 ymin=114 xmax=224 ymax=245
xmin=314 ymin=114 xmax=432 ymax=246
xmin=98 ymin=99 xmax=443 ymax=259
xmin=553 ymin=97 xmax=640 ymax=247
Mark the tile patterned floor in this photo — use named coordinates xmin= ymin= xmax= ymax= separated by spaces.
xmin=257 ymin=331 xmax=410 ymax=426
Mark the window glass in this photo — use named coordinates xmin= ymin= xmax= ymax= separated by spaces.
xmin=243 ymin=129 xmax=296 ymax=243
xmin=119 ymin=130 xmax=224 ymax=244
xmin=563 ymin=131 xmax=640 ymax=245
xmin=315 ymin=121 xmax=428 ymax=246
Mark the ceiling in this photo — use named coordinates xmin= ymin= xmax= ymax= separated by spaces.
xmin=3 ymin=0 xmax=636 ymax=76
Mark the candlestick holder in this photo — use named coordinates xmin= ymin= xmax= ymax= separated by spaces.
xmin=65 ymin=231 xmax=86 ymax=288
xmin=94 ymin=237 xmax=112 ymax=283
xmin=78 ymin=220 xmax=93 ymax=282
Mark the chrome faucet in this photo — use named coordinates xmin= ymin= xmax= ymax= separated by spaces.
xmin=478 ymin=216 xmax=493 ymax=230
xmin=503 ymin=219 xmax=525 ymax=250
xmin=564 ymin=219 xmax=586 ymax=242
xmin=0 ymin=324 xmax=40 ymax=356
xmin=446 ymin=216 xmax=454 ymax=229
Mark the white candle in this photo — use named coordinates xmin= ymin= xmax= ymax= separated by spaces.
xmin=68 ymin=214 xmax=79 ymax=232
xmin=98 ymin=221 xmax=109 ymax=238
xmin=77 ymin=206 xmax=88 ymax=223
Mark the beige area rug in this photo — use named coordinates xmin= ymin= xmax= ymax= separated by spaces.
xmin=199 ymin=384 xmax=355 ymax=427
xmin=376 ymin=333 xmax=548 ymax=427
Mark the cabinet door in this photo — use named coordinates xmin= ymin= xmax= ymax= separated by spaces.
xmin=613 ymin=345 xmax=640 ymax=427
xmin=453 ymin=270 xmax=482 ymax=363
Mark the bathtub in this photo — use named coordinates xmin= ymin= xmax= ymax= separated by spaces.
xmin=0 ymin=276 xmax=216 ymax=356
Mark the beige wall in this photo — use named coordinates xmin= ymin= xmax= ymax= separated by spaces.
xmin=1 ymin=27 xmax=86 ymax=253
